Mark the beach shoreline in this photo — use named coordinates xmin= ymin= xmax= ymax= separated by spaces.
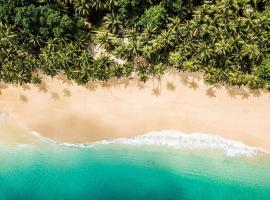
xmin=0 ymin=71 xmax=270 ymax=150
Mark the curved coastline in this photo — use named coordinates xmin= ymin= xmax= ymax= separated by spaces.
xmin=0 ymin=71 xmax=270 ymax=150
xmin=29 ymin=130 xmax=267 ymax=157
xmin=0 ymin=114 xmax=268 ymax=157
xmin=2 ymin=129 xmax=270 ymax=200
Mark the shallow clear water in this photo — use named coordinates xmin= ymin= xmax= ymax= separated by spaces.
xmin=1 ymin=140 xmax=270 ymax=200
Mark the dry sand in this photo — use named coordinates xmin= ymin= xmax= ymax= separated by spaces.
xmin=0 ymin=70 xmax=270 ymax=149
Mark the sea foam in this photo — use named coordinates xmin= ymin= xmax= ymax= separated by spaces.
xmin=30 ymin=130 xmax=267 ymax=157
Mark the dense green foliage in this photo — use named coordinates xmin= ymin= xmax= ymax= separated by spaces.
xmin=0 ymin=0 xmax=270 ymax=88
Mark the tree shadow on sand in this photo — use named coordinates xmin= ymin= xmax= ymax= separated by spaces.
xmin=106 ymin=78 xmax=131 ymax=89
xmin=167 ymin=70 xmax=269 ymax=99
xmin=224 ymin=85 xmax=270 ymax=99
xmin=19 ymin=95 xmax=28 ymax=103
xmin=188 ymin=81 xmax=199 ymax=90
xmin=84 ymin=82 xmax=98 ymax=91
xmin=136 ymin=81 xmax=145 ymax=90
xmin=36 ymin=83 xmax=48 ymax=93
xmin=153 ymin=77 xmax=164 ymax=97
xmin=31 ymin=71 xmax=270 ymax=101
xmin=225 ymin=86 xmax=250 ymax=99
xmin=57 ymin=73 xmax=73 ymax=85
xmin=206 ymin=87 xmax=216 ymax=97
xmin=152 ymin=87 xmax=160 ymax=96
xmin=83 ymin=77 xmax=131 ymax=91
xmin=63 ymin=88 xmax=71 ymax=97
xmin=167 ymin=81 xmax=176 ymax=91
xmin=51 ymin=92 xmax=60 ymax=100
xmin=21 ymin=84 xmax=31 ymax=91
xmin=118 ymin=78 xmax=130 ymax=88
xmin=0 ymin=83 xmax=8 ymax=90
xmin=178 ymin=71 xmax=202 ymax=90
xmin=248 ymin=88 xmax=262 ymax=98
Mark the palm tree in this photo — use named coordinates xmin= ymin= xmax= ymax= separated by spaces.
xmin=214 ymin=38 xmax=231 ymax=56
xmin=126 ymin=28 xmax=144 ymax=56
xmin=74 ymin=0 xmax=92 ymax=17
xmin=94 ymin=31 xmax=114 ymax=50
xmin=103 ymin=12 xmax=123 ymax=34
xmin=39 ymin=39 xmax=61 ymax=76
xmin=91 ymin=0 xmax=107 ymax=11
xmin=69 ymin=50 xmax=92 ymax=84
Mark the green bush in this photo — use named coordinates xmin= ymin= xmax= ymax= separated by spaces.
xmin=257 ymin=57 xmax=270 ymax=82
xmin=140 ymin=5 xmax=166 ymax=32
xmin=1 ymin=0 xmax=270 ymax=89
xmin=14 ymin=5 xmax=85 ymax=39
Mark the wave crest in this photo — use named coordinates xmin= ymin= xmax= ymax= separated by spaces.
xmin=30 ymin=130 xmax=267 ymax=157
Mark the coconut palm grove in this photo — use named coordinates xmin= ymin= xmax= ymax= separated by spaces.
xmin=0 ymin=0 xmax=270 ymax=88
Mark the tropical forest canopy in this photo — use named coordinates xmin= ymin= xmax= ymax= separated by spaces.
xmin=0 ymin=0 xmax=270 ymax=88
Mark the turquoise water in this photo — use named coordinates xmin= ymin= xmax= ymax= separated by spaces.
xmin=1 ymin=140 xmax=270 ymax=200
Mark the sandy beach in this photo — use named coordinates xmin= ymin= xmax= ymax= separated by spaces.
xmin=0 ymin=70 xmax=270 ymax=149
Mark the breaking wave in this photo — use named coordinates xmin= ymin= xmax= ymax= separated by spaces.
xmin=30 ymin=130 xmax=267 ymax=157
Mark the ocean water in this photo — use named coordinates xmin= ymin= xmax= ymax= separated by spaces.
xmin=0 ymin=131 xmax=270 ymax=200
